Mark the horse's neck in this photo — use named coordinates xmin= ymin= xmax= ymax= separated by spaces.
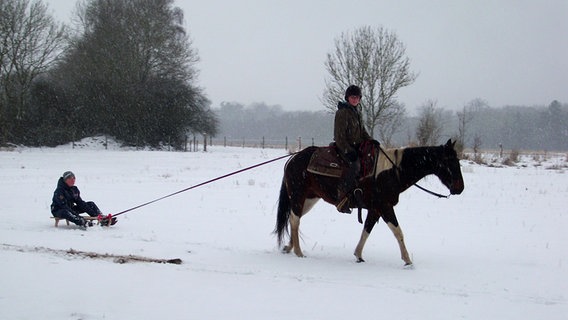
xmin=376 ymin=148 xmax=403 ymax=174
xmin=398 ymin=146 xmax=441 ymax=186
xmin=376 ymin=146 xmax=439 ymax=178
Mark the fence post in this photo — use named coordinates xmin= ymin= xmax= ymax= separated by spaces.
xmin=262 ymin=136 xmax=265 ymax=149
xmin=203 ymin=134 xmax=207 ymax=152
xmin=285 ymin=136 xmax=288 ymax=150
xmin=298 ymin=137 xmax=302 ymax=151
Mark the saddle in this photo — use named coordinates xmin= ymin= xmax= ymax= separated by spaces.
xmin=306 ymin=146 xmax=346 ymax=177
xmin=306 ymin=142 xmax=379 ymax=179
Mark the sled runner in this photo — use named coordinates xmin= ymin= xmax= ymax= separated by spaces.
xmin=51 ymin=215 xmax=98 ymax=227
xmin=50 ymin=214 xmax=117 ymax=227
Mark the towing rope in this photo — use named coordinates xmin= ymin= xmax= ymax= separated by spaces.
xmin=110 ymin=145 xmax=447 ymax=219
xmin=111 ymin=152 xmax=296 ymax=218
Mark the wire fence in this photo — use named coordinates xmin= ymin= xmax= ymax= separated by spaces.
xmin=186 ymin=136 xmax=568 ymax=165
xmin=185 ymin=136 xmax=331 ymax=152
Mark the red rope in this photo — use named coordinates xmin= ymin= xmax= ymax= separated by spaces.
xmin=111 ymin=152 xmax=296 ymax=218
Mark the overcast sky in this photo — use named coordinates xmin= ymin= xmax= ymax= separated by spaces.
xmin=45 ymin=0 xmax=568 ymax=114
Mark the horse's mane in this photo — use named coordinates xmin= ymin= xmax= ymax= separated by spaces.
xmin=375 ymin=144 xmax=451 ymax=179
xmin=375 ymin=147 xmax=406 ymax=179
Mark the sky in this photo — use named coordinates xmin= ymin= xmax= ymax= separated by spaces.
xmin=45 ymin=0 xmax=568 ymax=114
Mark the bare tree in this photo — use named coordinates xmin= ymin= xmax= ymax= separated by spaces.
xmin=457 ymin=98 xmax=485 ymax=151
xmin=323 ymin=25 xmax=416 ymax=142
xmin=416 ymin=100 xmax=443 ymax=146
xmin=376 ymin=100 xmax=405 ymax=147
xmin=0 ymin=0 xmax=65 ymax=143
xmin=472 ymin=134 xmax=483 ymax=163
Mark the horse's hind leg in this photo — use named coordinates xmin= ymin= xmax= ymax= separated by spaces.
xmin=354 ymin=210 xmax=380 ymax=262
xmin=288 ymin=213 xmax=304 ymax=257
xmin=287 ymin=197 xmax=319 ymax=257
xmin=281 ymin=218 xmax=295 ymax=254
xmin=354 ymin=230 xmax=370 ymax=263
xmin=283 ymin=213 xmax=303 ymax=257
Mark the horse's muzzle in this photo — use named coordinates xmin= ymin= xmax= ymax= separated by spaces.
xmin=450 ymin=179 xmax=464 ymax=195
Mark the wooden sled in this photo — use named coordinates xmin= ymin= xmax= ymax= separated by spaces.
xmin=50 ymin=215 xmax=99 ymax=227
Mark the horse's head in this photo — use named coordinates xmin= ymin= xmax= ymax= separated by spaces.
xmin=435 ymin=139 xmax=464 ymax=195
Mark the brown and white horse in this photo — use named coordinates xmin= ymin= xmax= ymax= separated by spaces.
xmin=274 ymin=139 xmax=464 ymax=265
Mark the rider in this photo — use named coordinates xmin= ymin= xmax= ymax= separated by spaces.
xmin=333 ymin=85 xmax=375 ymax=213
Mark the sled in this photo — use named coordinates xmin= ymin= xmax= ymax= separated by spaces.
xmin=50 ymin=215 xmax=99 ymax=227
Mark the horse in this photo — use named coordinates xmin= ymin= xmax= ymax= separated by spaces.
xmin=274 ymin=139 xmax=464 ymax=266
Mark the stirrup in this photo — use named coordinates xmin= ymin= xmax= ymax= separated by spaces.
xmin=353 ymin=188 xmax=363 ymax=197
xmin=354 ymin=188 xmax=363 ymax=200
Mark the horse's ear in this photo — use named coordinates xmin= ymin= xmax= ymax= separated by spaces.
xmin=445 ymin=139 xmax=453 ymax=147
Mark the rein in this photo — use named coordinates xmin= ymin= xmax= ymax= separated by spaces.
xmin=377 ymin=146 xmax=450 ymax=199
xmin=111 ymin=152 xmax=297 ymax=218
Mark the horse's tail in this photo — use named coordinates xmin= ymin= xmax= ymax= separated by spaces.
xmin=274 ymin=178 xmax=291 ymax=247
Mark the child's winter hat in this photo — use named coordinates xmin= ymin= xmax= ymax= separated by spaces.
xmin=344 ymin=85 xmax=362 ymax=101
xmin=62 ymin=171 xmax=75 ymax=180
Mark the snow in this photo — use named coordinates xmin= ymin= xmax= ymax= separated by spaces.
xmin=1 ymin=137 xmax=566 ymax=319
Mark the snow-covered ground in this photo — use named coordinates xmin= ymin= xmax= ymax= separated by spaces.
xmin=1 ymin=138 xmax=566 ymax=319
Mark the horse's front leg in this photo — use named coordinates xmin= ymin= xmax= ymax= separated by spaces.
xmin=383 ymin=207 xmax=412 ymax=266
xmin=354 ymin=210 xmax=381 ymax=262
xmin=387 ymin=222 xmax=412 ymax=266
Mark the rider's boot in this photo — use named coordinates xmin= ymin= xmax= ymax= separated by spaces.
xmin=336 ymin=160 xmax=361 ymax=214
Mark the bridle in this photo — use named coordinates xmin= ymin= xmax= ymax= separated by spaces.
xmin=377 ymin=145 xmax=450 ymax=199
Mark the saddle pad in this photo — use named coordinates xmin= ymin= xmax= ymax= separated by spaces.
xmin=307 ymin=147 xmax=345 ymax=178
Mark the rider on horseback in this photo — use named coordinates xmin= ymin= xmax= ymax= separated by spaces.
xmin=333 ymin=85 xmax=377 ymax=213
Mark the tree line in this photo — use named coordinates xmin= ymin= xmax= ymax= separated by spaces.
xmin=1 ymin=4 xmax=416 ymax=150
xmin=1 ymin=0 xmax=217 ymax=149
xmin=214 ymin=100 xmax=568 ymax=152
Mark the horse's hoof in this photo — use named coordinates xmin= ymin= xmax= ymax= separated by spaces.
xmin=403 ymin=262 xmax=414 ymax=270
xmin=356 ymin=257 xmax=365 ymax=263
xmin=282 ymin=246 xmax=292 ymax=254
